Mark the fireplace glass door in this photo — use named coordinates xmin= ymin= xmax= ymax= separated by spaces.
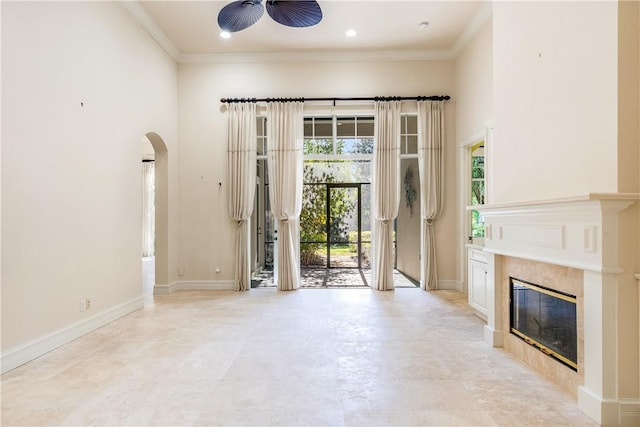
xmin=510 ymin=278 xmax=578 ymax=370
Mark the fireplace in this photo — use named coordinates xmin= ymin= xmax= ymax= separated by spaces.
xmin=510 ymin=277 xmax=577 ymax=370
xmin=474 ymin=194 xmax=639 ymax=426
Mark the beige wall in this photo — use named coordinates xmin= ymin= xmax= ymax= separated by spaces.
xmin=618 ymin=202 xmax=640 ymax=399
xmin=454 ymin=19 xmax=493 ymax=144
xmin=142 ymin=137 xmax=155 ymax=158
xmin=453 ymin=17 xmax=493 ymax=289
xmin=637 ymin=1 xmax=640 ymax=398
xmin=177 ymin=60 xmax=457 ymax=284
xmin=618 ymin=0 xmax=640 ymax=194
xmin=493 ymin=1 xmax=619 ymax=203
xmin=617 ymin=0 xmax=640 ymax=399
xmin=1 ymin=2 xmax=178 ymax=352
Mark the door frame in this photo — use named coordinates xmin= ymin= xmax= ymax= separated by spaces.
xmin=327 ymin=183 xmax=362 ymax=269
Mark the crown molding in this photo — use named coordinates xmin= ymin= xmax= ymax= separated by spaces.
xmin=178 ymin=49 xmax=455 ymax=64
xmin=120 ymin=0 xmax=180 ymax=61
xmin=450 ymin=1 xmax=493 ymax=57
xmin=123 ymin=0 xmax=491 ymax=65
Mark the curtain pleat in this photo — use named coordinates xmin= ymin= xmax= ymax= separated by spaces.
xmin=142 ymin=162 xmax=155 ymax=257
xmin=417 ymin=101 xmax=445 ymax=290
xmin=267 ymin=102 xmax=304 ymax=291
xmin=372 ymin=101 xmax=401 ymax=291
xmin=226 ymin=103 xmax=257 ymax=291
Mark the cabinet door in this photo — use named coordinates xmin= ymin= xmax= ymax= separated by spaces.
xmin=468 ymin=259 xmax=487 ymax=314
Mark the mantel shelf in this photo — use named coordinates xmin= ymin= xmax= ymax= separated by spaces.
xmin=466 ymin=193 xmax=640 ymax=211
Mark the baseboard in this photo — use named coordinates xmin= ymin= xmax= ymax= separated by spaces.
xmin=178 ymin=280 xmax=235 ymax=291
xmin=620 ymin=399 xmax=640 ymax=427
xmin=154 ymin=280 xmax=235 ymax=295
xmin=578 ymin=394 xmax=640 ymax=426
xmin=438 ymin=279 xmax=463 ymax=291
xmin=153 ymin=282 xmax=176 ymax=295
xmin=578 ymin=386 xmax=622 ymax=426
xmin=484 ymin=325 xmax=503 ymax=347
xmin=160 ymin=279 xmax=464 ymax=293
xmin=1 ymin=296 xmax=143 ymax=374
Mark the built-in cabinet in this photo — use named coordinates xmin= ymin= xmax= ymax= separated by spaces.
xmin=467 ymin=246 xmax=488 ymax=316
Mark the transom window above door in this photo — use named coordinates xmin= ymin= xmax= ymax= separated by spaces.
xmin=400 ymin=115 xmax=418 ymax=156
xmin=304 ymin=116 xmax=374 ymax=156
xmin=256 ymin=114 xmax=418 ymax=158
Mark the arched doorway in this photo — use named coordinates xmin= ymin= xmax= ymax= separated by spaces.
xmin=142 ymin=132 xmax=168 ymax=302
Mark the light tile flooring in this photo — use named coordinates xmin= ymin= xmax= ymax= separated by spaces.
xmin=253 ymin=268 xmax=419 ymax=288
xmin=2 ymin=289 xmax=597 ymax=426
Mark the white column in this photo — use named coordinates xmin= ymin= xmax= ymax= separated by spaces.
xmin=578 ymin=270 xmax=620 ymax=425
xmin=484 ymin=251 xmax=503 ymax=347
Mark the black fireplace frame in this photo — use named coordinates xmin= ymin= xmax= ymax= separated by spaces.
xmin=509 ymin=277 xmax=578 ymax=371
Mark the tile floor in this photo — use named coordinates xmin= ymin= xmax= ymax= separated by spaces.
xmin=1 ymin=289 xmax=597 ymax=426
xmin=252 ymin=268 xmax=419 ymax=289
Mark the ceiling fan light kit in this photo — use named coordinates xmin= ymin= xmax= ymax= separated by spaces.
xmin=218 ymin=0 xmax=323 ymax=33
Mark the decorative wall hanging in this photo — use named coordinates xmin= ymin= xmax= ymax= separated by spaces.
xmin=404 ymin=165 xmax=417 ymax=217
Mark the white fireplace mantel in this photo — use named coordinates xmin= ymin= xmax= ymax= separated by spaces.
xmin=473 ymin=193 xmax=640 ymax=427
xmin=474 ymin=193 xmax=638 ymax=273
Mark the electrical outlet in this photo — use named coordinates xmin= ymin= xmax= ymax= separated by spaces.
xmin=86 ymin=298 xmax=91 ymax=310
xmin=79 ymin=299 xmax=86 ymax=312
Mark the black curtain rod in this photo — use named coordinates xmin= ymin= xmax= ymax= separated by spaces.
xmin=220 ymin=95 xmax=450 ymax=104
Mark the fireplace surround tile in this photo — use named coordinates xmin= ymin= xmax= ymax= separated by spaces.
xmin=500 ymin=256 xmax=584 ymax=397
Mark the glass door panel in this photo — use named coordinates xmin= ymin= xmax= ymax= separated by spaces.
xmin=328 ymin=185 xmax=359 ymax=268
xmin=360 ymin=184 xmax=371 ymax=268
xmin=300 ymin=183 xmax=328 ymax=268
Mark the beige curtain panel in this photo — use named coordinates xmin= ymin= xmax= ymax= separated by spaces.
xmin=417 ymin=100 xmax=445 ymax=290
xmin=226 ymin=102 xmax=257 ymax=291
xmin=267 ymin=102 xmax=304 ymax=291
xmin=372 ymin=101 xmax=402 ymax=291
xmin=142 ymin=161 xmax=155 ymax=257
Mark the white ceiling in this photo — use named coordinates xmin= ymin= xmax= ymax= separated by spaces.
xmin=128 ymin=1 xmax=491 ymax=62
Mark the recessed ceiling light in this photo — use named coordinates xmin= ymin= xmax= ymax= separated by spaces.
xmin=346 ymin=29 xmax=357 ymax=37
xmin=220 ymin=31 xmax=231 ymax=39
xmin=419 ymin=21 xmax=429 ymax=29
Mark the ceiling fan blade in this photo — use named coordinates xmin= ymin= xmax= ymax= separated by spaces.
xmin=218 ymin=0 xmax=265 ymax=32
xmin=266 ymin=0 xmax=322 ymax=28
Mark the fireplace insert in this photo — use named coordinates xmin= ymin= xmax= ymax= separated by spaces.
xmin=510 ymin=277 xmax=577 ymax=370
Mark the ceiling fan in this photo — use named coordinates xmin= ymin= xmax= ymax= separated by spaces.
xmin=217 ymin=0 xmax=323 ymax=33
